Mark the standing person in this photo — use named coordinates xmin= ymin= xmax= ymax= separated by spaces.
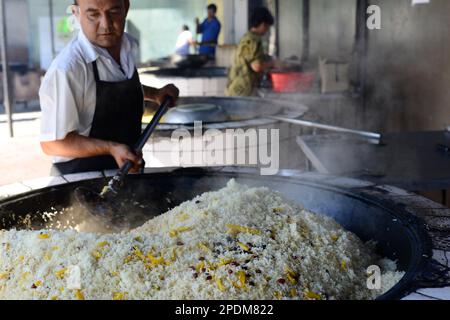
xmin=39 ymin=0 xmax=179 ymax=176
xmin=175 ymin=25 xmax=195 ymax=56
xmin=195 ymin=4 xmax=221 ymax=58
xmin=226 ymin=7 xmax=275 ymax=97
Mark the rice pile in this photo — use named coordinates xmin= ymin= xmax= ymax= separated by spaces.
xmin=0 ymin=180 xmax=404 ymax=300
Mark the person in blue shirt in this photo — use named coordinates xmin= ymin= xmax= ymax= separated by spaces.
xmin=195 ymin=4 xmax=221 ymax=58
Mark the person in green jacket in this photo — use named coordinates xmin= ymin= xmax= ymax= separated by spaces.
xmin=226 ymin=7 xmax=275 ymax=97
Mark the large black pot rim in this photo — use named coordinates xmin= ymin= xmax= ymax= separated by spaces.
xmin=0 ymin=167 xmax=435 ymax=300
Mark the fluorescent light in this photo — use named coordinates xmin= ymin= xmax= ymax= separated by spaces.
xmin=412 ymin=0 xmax=430 ymax=6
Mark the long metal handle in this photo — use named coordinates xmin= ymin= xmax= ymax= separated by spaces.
xmin=268 ymin=115 xmax=382 ymax=141
xmin=135 ymin=96 xmax=172 ymax=152
xmin=116 ymin=96 xmax=173 ymax=178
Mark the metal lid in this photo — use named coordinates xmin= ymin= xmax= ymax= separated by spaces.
xmin=162 ymin=103 xmax=230 ymax=124
xmin=143 ymin=97 xmax=309 ymax=129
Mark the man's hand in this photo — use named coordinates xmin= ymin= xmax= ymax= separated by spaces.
xmin=155 ymin=84 xmax=180 ymax=106
xmin=109 ymin=143 xmax=143 ymax=173
xmin=143 ymin=84 xmax=179 ymax=107
xmin=251 ymin=59 xmax=277 ymax=74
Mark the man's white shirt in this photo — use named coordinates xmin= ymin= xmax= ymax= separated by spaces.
xmin=39 ymin=30 xmax=141 ymax=163
xmin=175 ymin=30 xmax=193 ymax=55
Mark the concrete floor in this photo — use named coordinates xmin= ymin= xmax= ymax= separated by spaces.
xmin=0 ymin=112 xmax=52 ymax=186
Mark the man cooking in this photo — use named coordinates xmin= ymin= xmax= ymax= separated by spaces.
xmin=195 ymin=4 xmax=221 ymax=58
xmin=226 ymin=7 xmax=275 ymax=97
xmin=175 ymin=25 xmax=195 ymax=56
xmin=39 ymin=0 xmax=179 ymax=176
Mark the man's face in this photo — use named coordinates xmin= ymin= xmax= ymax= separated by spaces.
xmin=207 ymin=9 xmax=216 ymax=19
xmin=73 ymin=0 xmax=129 ymax=49
xmin=255 ymin=23 xmax=270 ymax=36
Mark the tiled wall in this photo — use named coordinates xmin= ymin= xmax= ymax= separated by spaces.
xmin=139 ymin=74 xmax=228 ymax=97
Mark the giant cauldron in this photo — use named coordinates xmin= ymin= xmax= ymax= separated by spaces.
xmin=0 ymin=167 xmax=449 ymax=300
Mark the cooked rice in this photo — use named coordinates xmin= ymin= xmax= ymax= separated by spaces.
xmin=0 ymin=179 xmax=404 ymax=300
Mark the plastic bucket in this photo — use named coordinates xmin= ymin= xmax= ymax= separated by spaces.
xmin=270 ymin=71 xmax=315 ymax=93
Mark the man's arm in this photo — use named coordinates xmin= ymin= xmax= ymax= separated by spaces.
xmin=188 ymin=34 xmax=196 ymax=46
xmin=196 ymin=18 xmax=203 ymax=34
xmin=41 ymin=132 xmax=142 ymax=172
xmin=246 ymin=38 xmax=275 ymax=74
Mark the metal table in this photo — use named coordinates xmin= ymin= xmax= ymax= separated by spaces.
xmin=297 ymin=131 xmax=450 ymax=192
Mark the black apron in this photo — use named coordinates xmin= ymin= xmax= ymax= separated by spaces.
xmin=51 ymin=60 xmax=144 ymax=176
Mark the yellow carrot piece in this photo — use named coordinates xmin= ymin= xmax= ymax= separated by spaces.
xmin=216 ymin=278 xmax=226 ymax=292
xmin=75 ymin=289 xmax=85 ymax=300
xmin=55 ymin=269 xmax=67 ymax=280
xmin=238 ymin=242 xmax=251 ymax=252
xmin=226 ymin=224 xmax=261 ymax=235
xmin=304 ymin=291 xmax=322 ymax=300
xmin=113 ymin=292 xmax=127 ymax=300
